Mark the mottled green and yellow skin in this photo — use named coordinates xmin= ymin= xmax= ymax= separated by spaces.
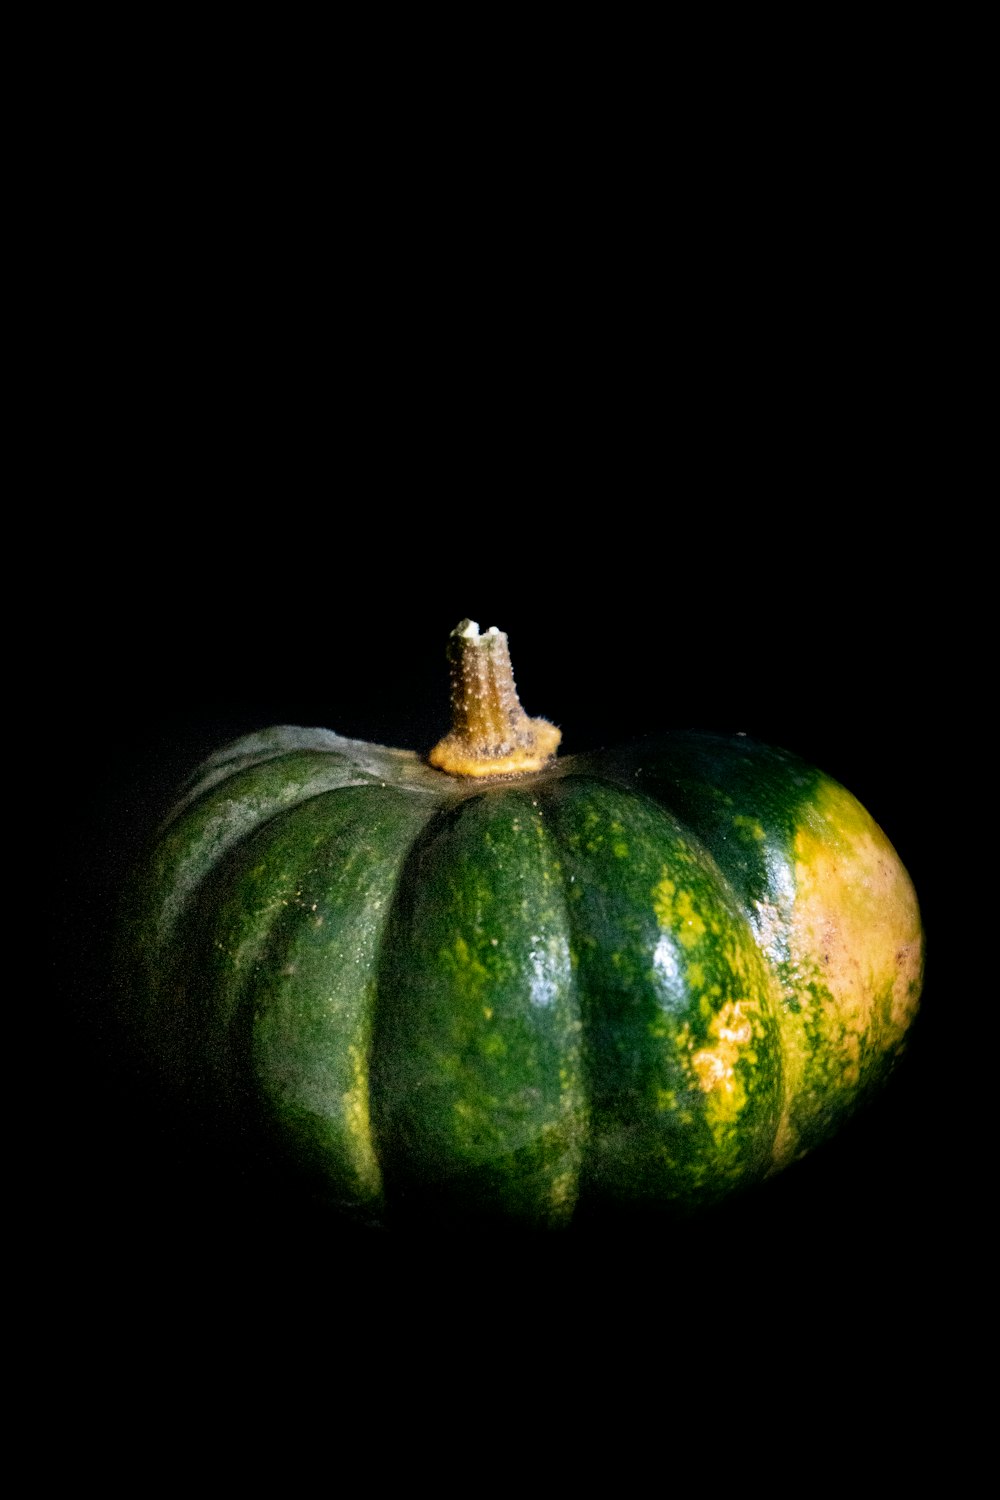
xmin=127 ymin=725 xmax=923 ymax=1228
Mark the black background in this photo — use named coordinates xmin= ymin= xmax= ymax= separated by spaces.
xmin=46 ymin=135 xmax=971 ymax=1329
xmin=26 ymin=22 xmax=990 ymax=1428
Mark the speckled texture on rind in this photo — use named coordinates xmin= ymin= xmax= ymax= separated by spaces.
xmin=538 ymin=776 xmax=783 ymax=1211
xmin=587 ymin=733 xmax=924 ymax=1168
xmin=127 ymin=725 xmax=923 ymax=1226
xmin=372 ymin=791 xmax=585 ymax=1227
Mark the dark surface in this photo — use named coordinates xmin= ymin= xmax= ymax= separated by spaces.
xmin=35 ymin=53 xmax=982 ymax=1384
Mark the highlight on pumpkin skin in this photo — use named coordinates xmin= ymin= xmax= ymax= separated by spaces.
xmin=765 ymin=776 xmax=924 ymax=1168
xmin=429 ymin=619 xmax=562 ymax=778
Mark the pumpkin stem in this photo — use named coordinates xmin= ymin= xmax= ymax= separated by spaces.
xmin=428 ymin=620 xmax=562 ymax=778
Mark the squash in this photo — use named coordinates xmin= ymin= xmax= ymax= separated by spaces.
xmin=127 ymin=619 xmax=923 ymax=1228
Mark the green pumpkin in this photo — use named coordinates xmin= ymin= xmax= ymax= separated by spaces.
xmin=126 ymin=621 xmax=923 ymax=1229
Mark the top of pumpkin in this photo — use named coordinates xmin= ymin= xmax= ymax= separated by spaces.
xmin=428 ymin=619 xmax=562 ymax=778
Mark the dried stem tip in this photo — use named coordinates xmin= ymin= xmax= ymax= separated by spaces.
xmin=428 ymin=619 xmax=562 ymax=778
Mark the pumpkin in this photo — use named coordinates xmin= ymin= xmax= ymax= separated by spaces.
xmin=127 ymin=619 xmax=923 ymax=1229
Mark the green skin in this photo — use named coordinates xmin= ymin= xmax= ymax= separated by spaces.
xmin=126 ymin=726 xmax=923 ymax=1228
